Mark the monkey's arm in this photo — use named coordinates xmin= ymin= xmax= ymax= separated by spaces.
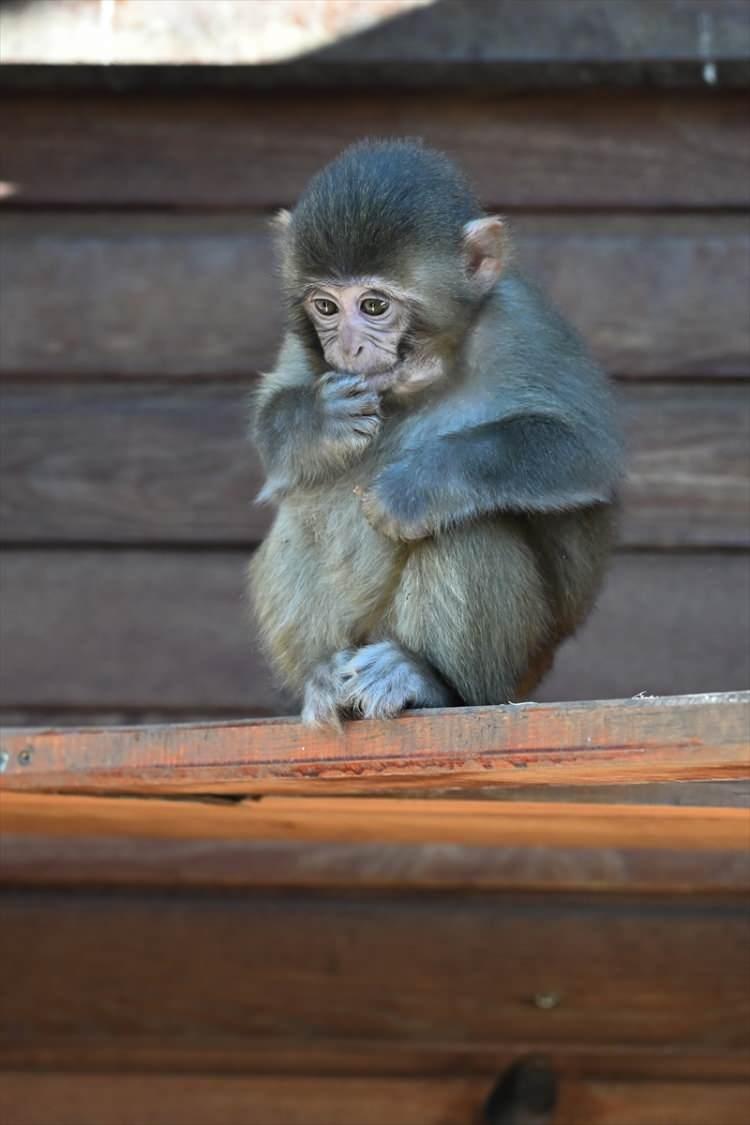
xmin=361 ymin=415 xmax=621 ymax=540
xmin=253 ymin=342 xmax=381 ymax=501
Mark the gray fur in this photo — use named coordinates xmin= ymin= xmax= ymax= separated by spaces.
xmin=301 ymin=642 xmax=455 ymax=726
xmin=249 ymin=141 xmax=623 ymax=726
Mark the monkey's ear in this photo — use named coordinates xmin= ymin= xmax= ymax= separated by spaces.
xmin=272 ymin=208 xmax=292 ymax=232
xmin=462 ymin=216 xmax=506 ymax=296
xmin=271 ymin=208 xmax=293 ymax=249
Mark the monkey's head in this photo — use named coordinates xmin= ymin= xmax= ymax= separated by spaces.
xmin=275 ymin=140 xmax=507 ymax=393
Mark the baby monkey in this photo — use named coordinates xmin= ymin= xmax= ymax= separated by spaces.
xmin=249 ymin=140 xmax=622 ymax=726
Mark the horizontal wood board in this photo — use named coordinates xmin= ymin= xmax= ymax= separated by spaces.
xmin=0 ymin=552 xmax=747 ymax=714
xmin=1 ymin=889 xmax=747 ymax=1049
xmin=1 ymin=1071 xmax=749 ymax=1125
xmin=2 ymin=91 xmax=748 ymax=209
xmin=2 ymin=792 xmax=749 ymax=893
xmin=1 ymin=693 xmax=747 ymax=794
xmin=2 ymin=380 xmax=747 ymax=547
xmin=1 ymin=214 xmax=748 ymax=380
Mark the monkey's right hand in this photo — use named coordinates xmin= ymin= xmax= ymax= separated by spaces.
xmin=255 ymin=372 xmax=381 ymax=501
xmin=317 ymin=372 xmax=382 ymax=456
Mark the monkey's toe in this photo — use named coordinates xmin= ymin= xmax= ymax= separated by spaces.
xmin=301 ymin=659 xmax=350 ymax=730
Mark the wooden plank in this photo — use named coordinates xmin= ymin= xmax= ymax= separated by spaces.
xmin=0 ymin=550 xmax=747 ymax=715
xmin=2 ymin=793 xmax=748 ymax=894
xmin=1 ymin=381 xmax=747 ymax=548
xmin=557 ymin=1079 xmax=750 ymax=1125
xmin=1 ymin=91 xmax=748 ymax=209
xmin=2 ymin=0 xmax=748 ymax=75
xmin=0 ymin=890 xmax=747 ymax=1050
xmin=2 ymin=214 xmax=748 ymax=379
xmin=0 ymin=693 xmax=747 ymax=795
xmin=1 ymin=1072 xmax=748 ymax=1125
xmin=1 ymin=1074 xmax=484 ymax=1125
xmin=7 ymin=792 xmax=746 ymax=852
xmin=618 ymin=383 xmax=750 ymax=548
xmin=1 ymin=1041 xmax=748 ymax=1083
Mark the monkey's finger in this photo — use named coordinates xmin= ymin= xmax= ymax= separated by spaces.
xmin=320 ymin=372 xmax=367 ymax=398
xmin=328 ymin=390 xmax=381 ymax=416
xmin=350 ymin=418 xmax=382 ymax=437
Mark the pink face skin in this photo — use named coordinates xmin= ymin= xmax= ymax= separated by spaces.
xmin=304 ymin=281 xmax=414 ymax=391
xmin=301 ymin=218 xmax=505 ymax=395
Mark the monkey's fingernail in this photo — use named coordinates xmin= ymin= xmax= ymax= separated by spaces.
xmin=352 ymin=485 xmax=363 ymax=495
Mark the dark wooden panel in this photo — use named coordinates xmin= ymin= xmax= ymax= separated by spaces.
xmin=0 ymin=1074 xmax=484 ymax=1125
xmin=1 ymin=890 xmax=748 ymax=1049
xmin=557 ymin=1079 xmax=750 ymax=1125
xmin=618 ymin=384 xmax=750 ymax=548
xmin=1 ymin=381 xmax=747 ymax=547
xmin=2 ymin=214 xmax=748 ymax=379
xmin=540 ymin=553 xmax=750 ymax=706
xmin=1 ymin=1041 xmax=748 ymax=1083
xmin=0 ymin=551 xmax=747 ymax=712
xmin=1 ymin=91 xmax=748 ymax=209
xmin=2 ymin=792 xmax=748 ymax=893
xmin=1 ymin=1072 xmax=748 ymax=1125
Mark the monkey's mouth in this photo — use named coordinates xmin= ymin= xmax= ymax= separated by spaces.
xmin=360 ymin=342 xmax=414 ymax=389
xmin=363 ymin=367 xmax=402 ymax=392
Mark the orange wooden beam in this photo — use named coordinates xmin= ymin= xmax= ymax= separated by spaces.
xmin=2 ymin=791 xmax=749 ymax=895
xmin=0 ymin=692 xmax=747 ymax=796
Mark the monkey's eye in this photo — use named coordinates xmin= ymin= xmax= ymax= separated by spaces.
xmin=361 ymin=296 xmax=390 ymax=317
xmin=313 ymin=298 xmax=338 ymax=317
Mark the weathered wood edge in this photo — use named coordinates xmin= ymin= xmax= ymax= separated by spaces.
xmin=1 ymin=60 xmax=749 ymax=93
xmin=1 ymin=793 xmax=748 ymax=895
xmin=0 ymin=692 xmax=747 ymax=795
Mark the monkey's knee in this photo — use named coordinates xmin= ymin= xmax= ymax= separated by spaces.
xmin=391 ymin=524 xmax=552 ymax=705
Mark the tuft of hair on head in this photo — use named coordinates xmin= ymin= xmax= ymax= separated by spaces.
xmin=287 ymin=138 xmax=484 ymax=282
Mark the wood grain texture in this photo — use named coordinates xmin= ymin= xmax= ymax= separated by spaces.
xmin=556 ymin=1079 xmax=750 ymax=1125
xmin=1 ymin=1072 xmax=748 ymax=1125
xmin=0 ymin=551 xmax=747 ymax=715
xmin=1 ymin=91 xmax=748 ymax=209
xmin=1 ymin=1041 xmax=747 ymax=1082
xmin=1 ymin=693 xmax=747 ymax=795
xmin=2 ymin=792 xmax=748 ymax=894
xmin=2 ymin=214 xmax=748 ymax=379
xmin=1 ymin=890 xmax=747 ymax=1049
xmin=1 ymin=381 xmax=747 ymax=547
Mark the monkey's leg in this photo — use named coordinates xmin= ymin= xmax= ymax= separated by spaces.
xmin=389 ymin=518 xmax=554 ymax=706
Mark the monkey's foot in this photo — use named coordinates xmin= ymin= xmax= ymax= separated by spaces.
xmin=336 ymin=641 xmax=454 ymax=720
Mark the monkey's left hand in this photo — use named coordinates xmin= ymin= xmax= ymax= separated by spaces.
xmin=357 ymin=465 xmax=434 ymax=542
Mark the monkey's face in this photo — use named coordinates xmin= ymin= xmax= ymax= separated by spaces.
xmin=304 ymin=281 xmax=412 ymax=388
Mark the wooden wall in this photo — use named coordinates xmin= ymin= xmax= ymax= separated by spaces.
xmin=1 ymin=1 xmax=749 ymax=725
